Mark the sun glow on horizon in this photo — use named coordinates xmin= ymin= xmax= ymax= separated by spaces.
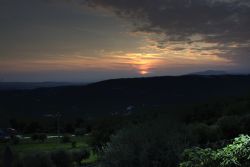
xmin=140 ymin=70 xmax=149 ymax=75
xmin=123 ymin=53 xmax=161 ymax=75
xmin=0 ymin=48 xmax=233 ymax=77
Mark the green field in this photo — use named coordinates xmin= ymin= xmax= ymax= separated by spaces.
xmin=0 ymin=135 xmax=98 ymax=165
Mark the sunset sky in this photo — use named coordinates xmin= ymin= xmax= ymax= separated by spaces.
xmin=0 ymin=0 xmax=250 ymax=82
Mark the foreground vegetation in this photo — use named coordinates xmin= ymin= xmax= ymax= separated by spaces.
xmin=0 ymin=135 xmax=97 ymax=167
xmin=1 ymin=94 xmax=250 ymax=166
xmin=98 ymin=94 xmax=250 ymax=167
xmin=180 ymin=134 xmax=250 ymax=167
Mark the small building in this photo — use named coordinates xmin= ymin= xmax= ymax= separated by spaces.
xmin=0 ymin=129 xmax=9 ymax=141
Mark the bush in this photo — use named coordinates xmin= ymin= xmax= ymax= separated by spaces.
xmin=31 ymin=133 xmax=47 ymax=142
xmin=51 ymin=150 xmax=72 ymax=167
xmin=75 ymin=128 xmax=87 ymax=136
xmin=61 ymin=134 xmax=71 ymax=143
xmin=217 ymin=116 xmax=241 ymax=139
xmin=31 ymin=134 xmax=38 ymax=141
xmin=11 ymin=136 xmax=20 ymax=145
xmin=100 ymin=121 xmax=188 ymax=167
xmin=21 ymin=152 xmax=54 ymax=167
xmin=240 ymin=115 xmax=250 ymax=134
xmin=3 ymin=146 xmax=14 ymax=167
xmin=89 ymin=117 xmax=124 ymax=151
xmin=12 ymin=153 xmax=23 ymax=167
xmin=39 ymin=133 xmax=47 ymax=142
xmin=180 ymin=147 xmax=217 ymax=167
xmin=71 ymin=141 xmax=77 ymax=148
xmin=188 ymin=123 xmax=221 ymax=144
xmin=179 ymin=135 xmax=250 ymax=167
xmin=71 ymin=149 xmax=90 ymax=165
xmin=18 ymin=150 xmax=74 ymax=167
xmin=89 ymin=128 xmax=114 ymax=152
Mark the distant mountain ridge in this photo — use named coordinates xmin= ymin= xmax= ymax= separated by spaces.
xmin=0 ymin=82 xmax=87 ymax=90
xmin=1 ymin=75 xmax=250 ymax=124
xmin=187 ymin=70 xmax=228 ymax=76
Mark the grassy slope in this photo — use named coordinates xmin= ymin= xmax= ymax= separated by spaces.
xmin=0 ymin=136 xmax=98 ymax=165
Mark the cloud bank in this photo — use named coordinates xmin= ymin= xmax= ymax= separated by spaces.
xmin=82 ymin=0 xmax=250 ymax=69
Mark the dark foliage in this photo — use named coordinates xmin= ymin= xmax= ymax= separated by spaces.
xmin=3 ymin=146 xmax=13 ymax=167
xmin=61 ymin=134 xmax=71 ymax=143
xmin=71 ymin=149 xmax=90 ymax=165
xmin=51 ymin=150 xmax=72 ymax=167
xmin=88 ymin=117 xmax=125 ymax=151
xmin=31 ymin=133 xmax=47 ymax=142
xmin=10 ymin=136 xmax=20 ymax=145
xmin=71 ymin=141 xmax=77 ymax=148
xmin=100 ymin=120 xmax=189 ymax=167
xmin=21 ymin=152 xmax=54 ymax=167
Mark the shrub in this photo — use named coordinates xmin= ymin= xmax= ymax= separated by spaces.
xmin=12 ymin=153 xmax=23 ymax=167
xmin=217 ymin=116 xmax=241 ymax=139
xmin=100 ymin=121 xmax=188 ymax=167
xmin=11 ymin=136 xmax=20 ymax=145
xmin=241 ymin=115 xmax=250 ymax=134
xmin=179 ymin=135 xmax=250 ymax=167
xmin=3 ymin=146 xmax=14 ymax=167
xmin=89 ymin=128 xmax=114 ymax=152
xmin=71 ymin=141 xmax=77 ymax=148
xmin=51 ymin=150 xmax=72 ymax=167
xmin=31 ymin=133 xmax=47 ymax=142
xmin=188 ymin=123 xmax=221 ymax=144
xmin=39 ymin=133 xmax=47 ymax=142
xmin=21 ymin=152 xmax=54 ymax=167
xmin=75 ymin=128 xmax=87 ymax=136
xmin=89 ymin=117 xmax=124 ymax=151
xmin=71 ymin=149 xmax=90 ymax=165
xmin=61 ymin=134 xmax=71 ymax=143
xmin=180 ymin=147 xmax=217 ymax=167
xmin=216 ymin=135 xmax=250 ymax=167
xmin=31 ymin=133 xmax=38 ymax=141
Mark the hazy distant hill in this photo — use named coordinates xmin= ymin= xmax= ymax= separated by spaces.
xmin=1 ymin=75 xmax=250 ymax=124
xmin=187 ymin=70 xmax=228 ymax=76
xmin=0 ymin=82 xmax=87 ymax=90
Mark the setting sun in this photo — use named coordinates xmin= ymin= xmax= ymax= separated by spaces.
xmin=124 ymin=53 xmax=161 ymax=75
xmin=140 ymin=70 xmax=149 ymax=75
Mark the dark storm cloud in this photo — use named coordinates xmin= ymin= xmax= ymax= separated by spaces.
xmin=82 ymin=0 xmax=250 ymax=64
xmin=83 ymin=0 xmax=250 ymax=42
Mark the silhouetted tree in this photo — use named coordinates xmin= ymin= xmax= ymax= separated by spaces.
xmin=51 ymin=150 xmax=72 ymax=167
xmin=25 ymin=122 xmax=42 ymax=133
xmin=3 ymin=146 xmax=13 ymax=167
xmin=72 ymin=149 xmax=90 ymax=166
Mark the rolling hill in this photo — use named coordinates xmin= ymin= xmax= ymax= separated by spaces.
xmin=1 ymin=75 xmax=250 ymax=126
